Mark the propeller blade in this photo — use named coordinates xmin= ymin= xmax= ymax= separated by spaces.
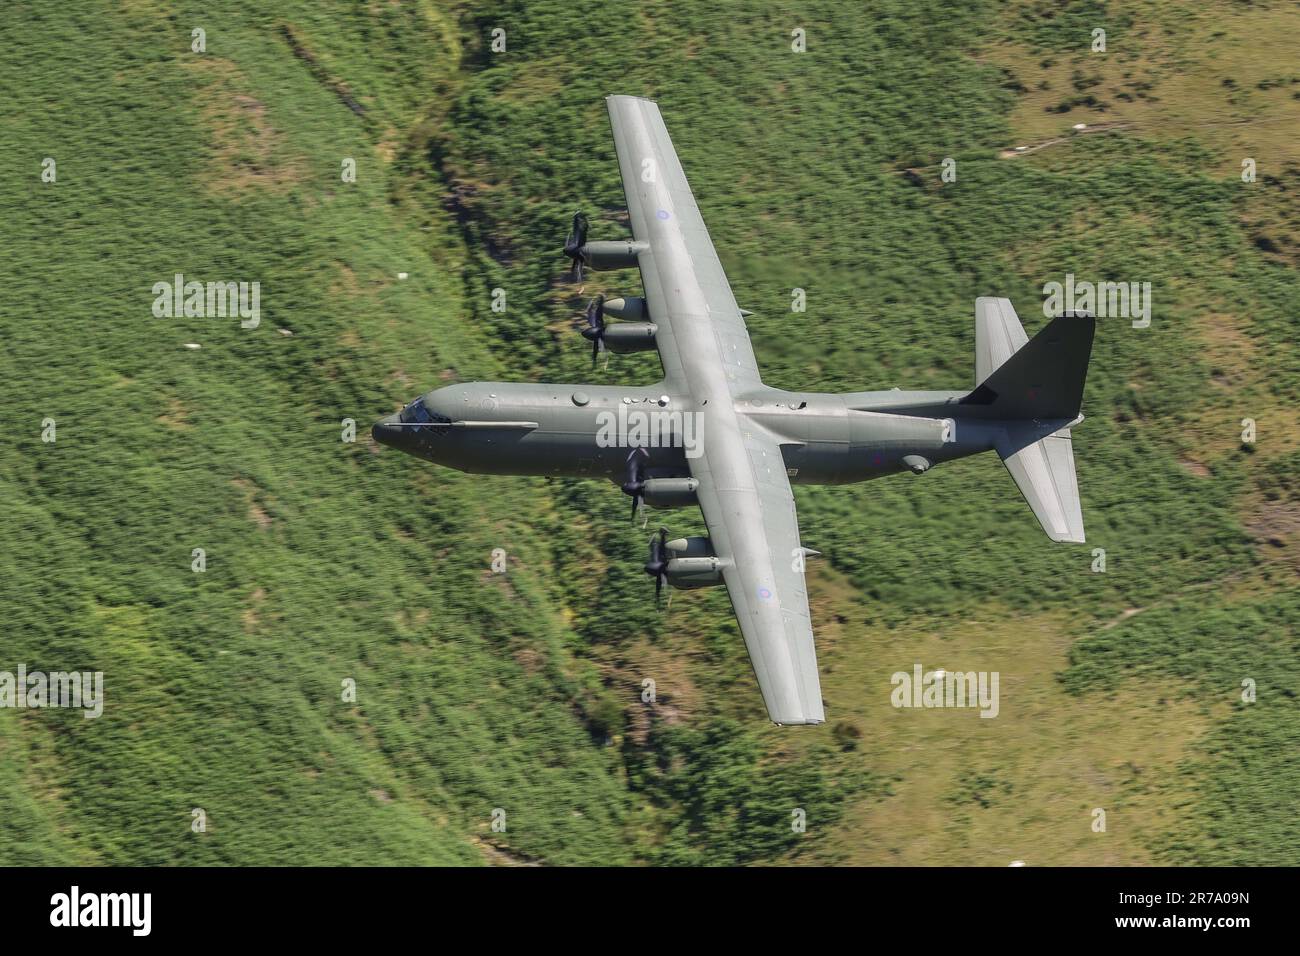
xmin=628 ymin=447 xmax=646 ymax=484
xmin=563 ymin=212 xmax=588 ymax=256
xmin=563 ymin=212 xmax=588 ymax=282
xmin=623 ymin=448 xmax=650 ymax=522
xmin=645 ymin=527 xmax=669 ymax=605
xmin=581 ymin=294 xmax=606 ymax=363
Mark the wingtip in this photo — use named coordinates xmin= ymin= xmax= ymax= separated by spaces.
xmin=770 ymin=701 xmax=827 ymax=726
xmin=1045 ymin=527 xmax=1086 ymax=544
xmin=606 ymin=93 xmax=659 ymax=105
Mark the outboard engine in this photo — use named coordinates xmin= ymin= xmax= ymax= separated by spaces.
xmin=644 ymin=531 xmax=723 ymax=602
xmin=562 ymin=211 xmax=647 ymax=279
xmin=581 ymin=240 xmax=647 ymax=271
xmin=603 ymin=297 xmax=647 ymax=321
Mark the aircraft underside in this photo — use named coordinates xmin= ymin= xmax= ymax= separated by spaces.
xmin=373 ymin=95 xmax=1094 ymax=726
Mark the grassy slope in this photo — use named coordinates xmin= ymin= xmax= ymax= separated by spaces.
xmin=0 ymin=0 xmax=1296 ymax=865
xmin=435 ymin=0 xmax=1300 ymax=865
xmin=0 ymin=0 xmax=630 ymax=866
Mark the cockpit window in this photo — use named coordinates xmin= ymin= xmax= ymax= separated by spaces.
xmin=400 ymin=397 xmax=434 ymax=424
xmin=398 ymin=396 xmax=451 ymax=433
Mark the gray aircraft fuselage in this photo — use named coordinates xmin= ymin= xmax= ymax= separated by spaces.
xmin=373 ymin=380 xmax=1010 ymax=487
xmin=371 ymin=94 xmax=1092 ymax=726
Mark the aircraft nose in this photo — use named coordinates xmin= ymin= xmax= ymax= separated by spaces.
xmin=372 ymin=413 xmax=403 ymax=448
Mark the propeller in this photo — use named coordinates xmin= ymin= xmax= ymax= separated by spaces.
xmin=578 ymin=295 xmax=606 ymax=365
xmin=644 ymin=526 xmax=670 ymax=605
xmin=562 ymin=211 xmax=589 ymax=281
xmin=621 ymin=447 xmax=649 ymax=522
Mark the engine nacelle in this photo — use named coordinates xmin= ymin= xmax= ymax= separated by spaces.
xmin=603 ymin=296 xmax=648 ymax=322
xmin=665 ymin=555 xmax=723 ymax=589
xmin=602 ymin=322 xmax=658 ymax=353
xmin=666 ymin=535 xmax=713 ymax=557
xmin=580 ymin=240 xmax=648 ymax=271
xmin=641 ymin=477 xmax=698 ymax=508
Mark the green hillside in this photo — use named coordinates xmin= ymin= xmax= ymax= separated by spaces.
xmin=1 ymin=0 xmax=1297 ymax=865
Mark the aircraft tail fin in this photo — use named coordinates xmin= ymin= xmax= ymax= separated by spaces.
xmin=974 ymin=296 xmax=1029 ymax=385
xmin=964 ymin=298 xmax=1094 ymax=543
xmin=962 ymin=299 xmax=1095 ymax=421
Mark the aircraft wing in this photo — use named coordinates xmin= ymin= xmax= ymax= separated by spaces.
xmin=606 ymin=95 xmax=762 ymax=389
xmin=692 ymin=429 xmax=826 ymax=725
xmin=606 ymin=95 xmax=824 ymax=724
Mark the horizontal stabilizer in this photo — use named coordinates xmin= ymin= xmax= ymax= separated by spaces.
xmin=999 ymin=425 xmax=1085 ymax=543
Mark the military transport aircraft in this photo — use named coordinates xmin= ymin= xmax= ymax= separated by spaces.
xmin=374 ymin=95 xmax=1094 ymax=726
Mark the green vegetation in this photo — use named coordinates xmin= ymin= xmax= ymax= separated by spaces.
xmin=1 ymin=0 xmax=1296 ymax=865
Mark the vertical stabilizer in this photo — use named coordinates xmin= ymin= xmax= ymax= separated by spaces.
xmin=975 ymin=297 xmax=1029 ymax=385
xmin=969 ymin=299 xmax=1093 ymax=544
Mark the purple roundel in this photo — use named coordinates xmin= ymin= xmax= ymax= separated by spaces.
xmin=758 ymin=586 xmax=773 ymax=600
xmin=656 ymin=209 xmax=671 ymax=220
